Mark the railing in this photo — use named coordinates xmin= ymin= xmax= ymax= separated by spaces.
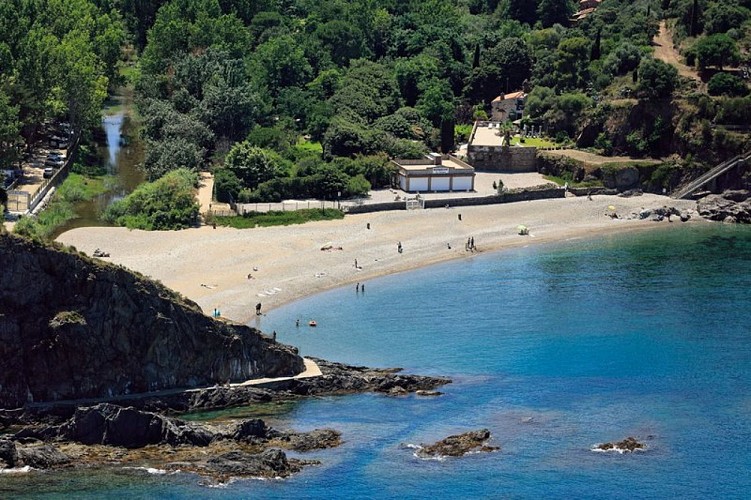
xmin=26 ymin=135 xmax=79 ymax=214
xmin=671 ymin=150 xmax=751 ymax=199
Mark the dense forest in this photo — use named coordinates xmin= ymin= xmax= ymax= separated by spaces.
xmin=1 ymin=0 xmax=750 ymax=211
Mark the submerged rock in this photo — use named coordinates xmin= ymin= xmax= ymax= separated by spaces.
xmin=415 ymin=429 xmax=499 ymax=458
xmin=593 ymin=437 xmax=645 ymax=453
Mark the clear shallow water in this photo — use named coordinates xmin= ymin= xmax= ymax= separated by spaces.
xmin=5 ymin=224 xmax=751 ymax=499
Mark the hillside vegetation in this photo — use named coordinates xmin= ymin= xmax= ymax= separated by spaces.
xmin=2 ymin=0 xmax=750 ymax=220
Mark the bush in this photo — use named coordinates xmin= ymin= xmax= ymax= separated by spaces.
xmin=707 ymin=73 xmax=748 ymax=97
xmin=103 ymin=169 xmax=200 ymax=230
xmin=213 ymin=168 xmax=243 ymax=203
xmin=716 ymin=97 xmax=751 ymax=125
xmin=637 ymin=58 xmax=678 ymax=99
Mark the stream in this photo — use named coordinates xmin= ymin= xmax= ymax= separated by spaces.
xmin=53 ymin=87 xmax=145 ymax=237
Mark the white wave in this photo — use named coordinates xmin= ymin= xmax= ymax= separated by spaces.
xmin=0 ymin=466 xmax=33 ymax=474
xmin=591 ymin=445 xmax=646 ymax=454
xmin=122 ymin=466 xmax=169 ymax=475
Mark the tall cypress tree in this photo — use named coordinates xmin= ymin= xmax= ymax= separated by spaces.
xmin=690 ymin=0 xmax=699 ymax=37
xmin=590 ymin=28 xmax=601 ymax=61
xmin=472 ymin=44 xmax=481 ymax=69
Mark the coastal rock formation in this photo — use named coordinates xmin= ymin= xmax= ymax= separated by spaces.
xmin=697 ymin=190 xmax=751 ymax=223
xmin=593 ymin=437 xmax=645 ymax=453
xmin=0 ymin=439 xmax=18 ymax=467
xmin=16 ymin=444 xmax=71 ymax=469
xmin=56 ymin=404 xmax=214 ymax=448
xmin=7 ymin=403 xmax=340 ymax=479
xmin=415 ymin=429 xmax=499 ymax=458
xmin=0 ymin=234 xmax=304 ymax=409
xmin=201 ymin=449 xmax=310 ymax=479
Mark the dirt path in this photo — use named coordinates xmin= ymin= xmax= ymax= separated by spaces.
xmin=653 ymin=21 xmax=701 ymax=82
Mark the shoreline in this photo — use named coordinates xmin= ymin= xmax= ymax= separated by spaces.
xmin=56 ymin=194 xmax=700 ymax=325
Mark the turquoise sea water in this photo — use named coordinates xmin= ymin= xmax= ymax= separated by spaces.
xmin=4 ymin=224 xmax=751 ymax=499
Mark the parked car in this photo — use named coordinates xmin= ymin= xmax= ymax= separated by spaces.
xmin=45 ymin=157 xmax=64 ymax=168
xmin=43 ymin=167 xmax=54 ymax=178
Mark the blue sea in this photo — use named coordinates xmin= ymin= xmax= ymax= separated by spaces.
xmin=4 ymin=224 xmax=751 ymax=499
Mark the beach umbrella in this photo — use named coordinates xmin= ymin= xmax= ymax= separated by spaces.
xmin=517 ymin=224 xmax=528 ymax=235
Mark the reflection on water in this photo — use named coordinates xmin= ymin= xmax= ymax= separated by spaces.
xmin=54 ymin=89 xmax=145 ymax=237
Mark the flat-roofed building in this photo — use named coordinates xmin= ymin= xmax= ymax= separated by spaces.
xmin=392 ymin=153 xmax=475 ymax=193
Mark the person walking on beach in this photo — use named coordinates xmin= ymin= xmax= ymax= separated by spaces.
xmin=256 ymin=302 xmax=262 ymax=315
xmin=354 ymin=259 xmax=358 ymax=269
xmin=356 ymin=282 xmax=360 ymax=293
xmin=272 ymin=331 xmax=277 ymax=342
xmin=470 ymin=237 xmax=475 ymax=250
xmin=397 ymin=241 xmax=402 ymax=253
xmin=361 ymin=283 xmax=365 ymax=293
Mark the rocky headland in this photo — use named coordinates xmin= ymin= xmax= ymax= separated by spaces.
xmin=0 ymin=232 xmax=450 ymax=480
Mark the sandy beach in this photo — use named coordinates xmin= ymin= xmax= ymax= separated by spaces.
xmin=57 ymin=194 xmax=700 ymax=325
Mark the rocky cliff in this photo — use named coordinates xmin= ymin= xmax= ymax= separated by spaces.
xmin=0 ymin=233 xmax=305 ymax=409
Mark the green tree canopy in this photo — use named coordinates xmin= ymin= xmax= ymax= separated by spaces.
xmin=637 ymin=57 xmax=678 ymax=99
xmin=695 ymin=34 xmax=740 ymax=71
xmin=225 ymin=142 xmax=286 ymax=189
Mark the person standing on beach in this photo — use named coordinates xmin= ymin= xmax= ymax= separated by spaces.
xmin=356 ymin=282 xmax=360 ymax=293
xmin=397 ymin=241 xmax=402 ymax=253
xmin=256 ymin=302 xmax=262 ymax=315
xmin=361 ymin=283 xmax=365 ymax=293
xmin=354 ymin=259 xmax=358 ymax=268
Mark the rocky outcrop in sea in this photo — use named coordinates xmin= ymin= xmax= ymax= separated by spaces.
xmin=412 ymin=429 xmax=499 ymax=459
xmin=592 ymin=437 xmax=646 ymax=453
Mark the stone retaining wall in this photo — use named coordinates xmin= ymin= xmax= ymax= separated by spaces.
xmin=345 ymin=187 xmax=565 ymax=214
xmin=467 ymin=145 xmax=537 ymax=172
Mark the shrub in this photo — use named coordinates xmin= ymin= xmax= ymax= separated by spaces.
xmin=103 ymin=169 xmax=200 ymax=230
xmin=707 ymin=73 xmax=748 ymax=97
xmin=213 ymin=168 xmax=243 ymax=203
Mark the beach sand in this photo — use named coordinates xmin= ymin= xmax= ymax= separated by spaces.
xmin=57 ymin=194 xmax=699 ymax=325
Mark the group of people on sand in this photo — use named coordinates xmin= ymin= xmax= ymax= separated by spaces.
xmin=465 ymin=237 xmax=476 ymax=252
xmin=355 ymin=282 xmax=366 ymax=293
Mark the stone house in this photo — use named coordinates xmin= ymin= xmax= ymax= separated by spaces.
xmin=490 ymin=91 xmax=526 ymax=122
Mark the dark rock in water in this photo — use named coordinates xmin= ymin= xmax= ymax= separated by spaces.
xmin=0 ymin=439 xmax=18 ymax=467
xmin=697 ymin=191 xmax=751 ymax=223
xmin=416 ymin=390 xmax=442 ymax=397
xmin=416 ymin=429 xmax=499 ymax=458
xmin=17 ymin=444 xmax=70 ymax=469
xmin=205 ymin=449 xmax=305 ymax=478
xmin=57 ymin=403 xmax=214 ymax=448
xmin=594 ymin=437 xmax=645 ymax=453
xmin=230 ymin=419 xmax=271 ymax=442
xmin=273 ymin=429 xmax=341 ymax=452
xmin=0 ymin=233 xmax=305 ymax=409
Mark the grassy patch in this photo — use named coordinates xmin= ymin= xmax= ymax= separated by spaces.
xmin=56 ymin=173 xmax=111 ymax=202
xmin=214 ymin=209 xmax=344 ymax=229
xmin=295 ymin=138 xmax=323 ymax=153
xmin=13 ymin=173 xmax=113 ymax=240
xmin=511 ymin=136 xmax=561 ymax=148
